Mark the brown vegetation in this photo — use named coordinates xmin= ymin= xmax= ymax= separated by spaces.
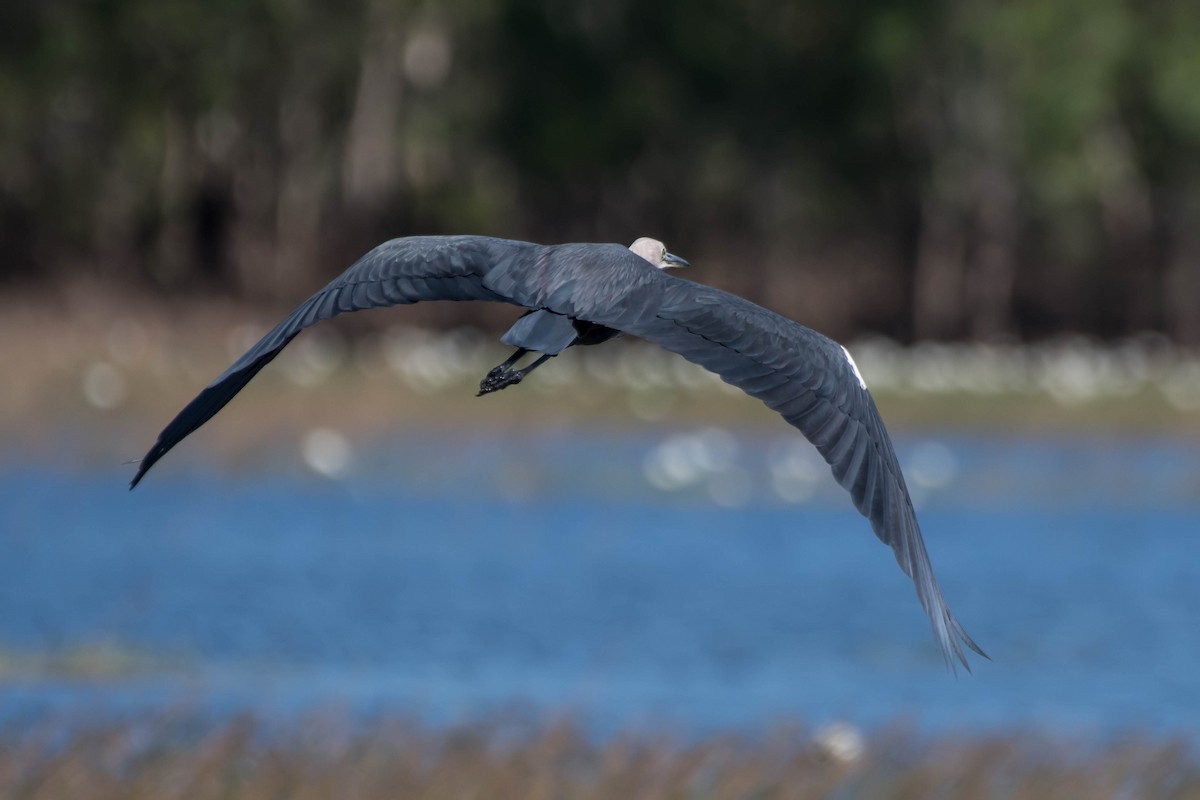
xmin=2 ymin=714 xmax=1197 ymax=800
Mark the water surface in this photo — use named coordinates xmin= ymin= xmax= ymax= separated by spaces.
xmin=2 ymin=431 xmax=1197 ymax=739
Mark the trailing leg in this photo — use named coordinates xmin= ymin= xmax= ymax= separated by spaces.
xmin=477 ymin=350 xmax=554 ymax=396
xmin=484 ymin=347 xmax=527 ymax=380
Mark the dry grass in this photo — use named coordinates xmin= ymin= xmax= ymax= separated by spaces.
xmin=1 ymin=714 xmax=1197 ymax=800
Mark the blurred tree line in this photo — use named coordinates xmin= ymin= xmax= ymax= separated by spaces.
xmin=2 ymin=0 xmax=1199 ymax=342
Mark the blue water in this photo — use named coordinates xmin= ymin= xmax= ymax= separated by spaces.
xmin=2 ymin=431 xmax=1199 ymax=739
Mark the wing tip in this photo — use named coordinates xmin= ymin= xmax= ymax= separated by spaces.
xmin=128 ymin=454 xmax=153 ymax=490
xmin=936 ymin=610 xmax=990 ymax=676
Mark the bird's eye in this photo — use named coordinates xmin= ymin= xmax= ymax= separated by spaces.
xmin=661 ymin=247 xmax=667 ymax=259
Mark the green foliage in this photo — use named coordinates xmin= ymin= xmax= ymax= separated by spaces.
xmin=3 ymin=0 xmax=1200 ymax=341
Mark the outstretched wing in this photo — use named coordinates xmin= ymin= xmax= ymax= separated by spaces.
xmin=130 ymin=236 xmax=532 ymax=488
xmin=523 ymin=255 xmax=985 ymax=671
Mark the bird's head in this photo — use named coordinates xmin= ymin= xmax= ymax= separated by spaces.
xmin=629 ymin=237 xmax=689 ymax=270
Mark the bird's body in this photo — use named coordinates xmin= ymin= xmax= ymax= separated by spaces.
xmin=131 ymin=235 xmax=986 ymax=671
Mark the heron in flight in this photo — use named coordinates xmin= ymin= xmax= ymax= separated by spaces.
xmin=131 ymin=235 xmax=986 ymax=671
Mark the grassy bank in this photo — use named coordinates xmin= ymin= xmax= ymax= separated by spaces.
xmin=4 ymin=284 xmax=1200 ymax=474
xmin=2 ymin=714 xmax=1196 ymax=800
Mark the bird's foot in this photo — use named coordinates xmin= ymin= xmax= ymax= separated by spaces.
xmin=477 ymin=369 xmax=523 ymax=396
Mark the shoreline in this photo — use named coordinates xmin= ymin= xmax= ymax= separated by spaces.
xmin=4 ymin=287 xmax=1200 ymax=472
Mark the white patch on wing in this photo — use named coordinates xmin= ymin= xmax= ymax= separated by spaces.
xmin=841 ymin=345 xmax=867 ymax=389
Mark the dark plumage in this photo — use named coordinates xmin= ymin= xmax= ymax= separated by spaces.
xmin=131 ymin=235 xmax=986 ymax=671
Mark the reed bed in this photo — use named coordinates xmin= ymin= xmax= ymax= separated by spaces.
xmin=1 ymin=714 xmax=1196 ymax=800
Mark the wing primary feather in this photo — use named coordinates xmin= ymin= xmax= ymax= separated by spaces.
xmin=829 ymin=426 xmax=868 ymax=488
xmin=129 ymin=335 xmax=296 ymax=488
